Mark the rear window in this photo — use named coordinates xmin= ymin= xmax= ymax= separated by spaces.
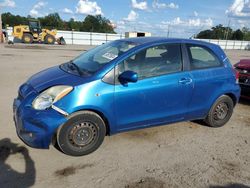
xmin=187 ymin=44 xmax=222 ymax=70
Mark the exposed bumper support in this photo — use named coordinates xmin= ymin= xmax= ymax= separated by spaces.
xmin=52 ymin=105 xmax=69 ymax=116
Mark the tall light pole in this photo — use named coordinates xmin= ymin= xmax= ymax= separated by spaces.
xmin=0 ymin=13 xmax=3 ymax=43
xmin=167 ymin=24 xmax=170 ymax=38
xmin=224 ymin=19 xmax=231 ymax=40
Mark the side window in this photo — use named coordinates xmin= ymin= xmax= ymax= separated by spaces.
xmin=115 ymin=43 xmax=182 ymax=82
xmin=187 ymin=45 xmax=222 ymax=70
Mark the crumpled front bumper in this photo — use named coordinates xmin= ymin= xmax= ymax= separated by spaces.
xmin=13 ymin=91 xmax=67 ymax=149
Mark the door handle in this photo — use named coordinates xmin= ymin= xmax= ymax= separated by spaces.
xmin=179 ymin=78 xmax=192 ymax=84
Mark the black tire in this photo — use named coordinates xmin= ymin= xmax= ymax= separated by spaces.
xmin=56 ymin=111 xmax=106 ymax=156
xmin=58 ymin=37 xmax=66 ymax=45
xmin=204 ymin=95 xmax=234 ymax=127
xmin=22 ymin=33 xmax=33 ymax=44
xmin=44 ymin=34 xmax=56 ymax=45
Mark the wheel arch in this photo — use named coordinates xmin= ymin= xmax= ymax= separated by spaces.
xmin=51 ymin=108 xmax=111 ymax=149
xmin=204 ymin=93 xmax=236 ymax=127
xmin=71 ymin=109 xmax=111 ymax=136
xmin=205 ymin=92 xmax=238 ymax=118
xmin=224 ymin=93 xmax=238 ymax=107
xmin=60 ymin=108 xmax=111 ymax=136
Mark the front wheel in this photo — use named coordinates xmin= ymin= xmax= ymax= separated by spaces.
xmin=204 ymin=95 xmax=234 ymax=127
xmin=56 ymin=111 xmax=106 ymax=156
xmin=44 ymin=34 xmax=56 ymax=45
xmin=22 ymin=33 xmax=33 ymax=44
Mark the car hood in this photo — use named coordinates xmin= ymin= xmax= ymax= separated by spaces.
xmin=236 ymin=59 xmax=250 ymax=70
xmin=27 ymin=66 xmax=91 ymax=92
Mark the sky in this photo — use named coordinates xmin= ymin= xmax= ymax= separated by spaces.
xmin=0 ymin=0 xmax=250 ymax=38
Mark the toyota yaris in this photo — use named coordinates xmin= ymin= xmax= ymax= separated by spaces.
xmin=13 ymin=37 xmax=240 ymax=156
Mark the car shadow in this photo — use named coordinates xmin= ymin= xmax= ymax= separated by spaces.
xmin=191 ymin=97 xmax=250 ymax=127
xmin=0 ymin=138 xmax=36 ymax=188
xmin=209 ymin=184 xmax=250 ymax=188
xmin=239 ymin=98 xmax=250 ymax=105
xmin=191 ymin=119 xmax=208 ymax=127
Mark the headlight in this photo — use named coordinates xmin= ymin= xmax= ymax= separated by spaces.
xmin=32 ymin=85 xmax=73 ymax=110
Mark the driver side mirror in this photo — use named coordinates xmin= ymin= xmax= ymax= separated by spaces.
xmin=118 ymin=70 xmax=138 ymax=84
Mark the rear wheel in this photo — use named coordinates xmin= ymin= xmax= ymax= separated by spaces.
xmin=56 ymin=111 xmax=106 ymax=156
xmin=204 ymin=95 xmax=234 ymax=127
xmin=44 ymin=34 xmax=56 ymax=45
xmin=22 ymin=33 xmax=33 ymax=44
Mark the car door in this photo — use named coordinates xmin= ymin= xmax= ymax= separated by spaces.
xmin=114 ymin=43 xmax=194 ymax=132
xmin=184 ymin=43 xmax=228 ymax=119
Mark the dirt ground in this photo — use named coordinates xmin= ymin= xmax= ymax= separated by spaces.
xmin=0 ymin=44 xmax=250 ymax=188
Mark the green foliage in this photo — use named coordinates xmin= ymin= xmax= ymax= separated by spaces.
xmin=38 ymin=13 xmax=64 ymax=30
xmin=81 ymin=15 xmax=115 ymax=33
xmin=195 ymin=29 xmax=213 ymax=39
xmin=231 ymin=29 xmax=243 ymax=40
xmin=2 ymin=12 xmax=28 ymax=27
xmin=1 ymin=12 xmax=116 ymax=33
xmin=242 ymin=27 xmax=250 ymax=41
xmin=196 ymin=24 xmax=250 ymax=41
xmin=67 ymin=18 xmax=82 ymax=31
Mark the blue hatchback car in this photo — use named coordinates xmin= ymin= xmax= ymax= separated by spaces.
xmin=13 ymin=37 xmax=240 ymax=156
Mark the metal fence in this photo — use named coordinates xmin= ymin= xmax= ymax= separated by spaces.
xmin=5 ymin=27 xmax=250 ymax=50
xmin=196 ymin=39 xmax=250 ymax=50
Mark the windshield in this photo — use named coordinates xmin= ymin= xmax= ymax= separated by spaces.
xmin=29 ymin=21 xmax=40 ymax=28
xmin=73 ymin=40 xmax=138 ymax=74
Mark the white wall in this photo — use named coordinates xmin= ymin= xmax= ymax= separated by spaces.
xmin=57 ymin=30 xmax=125 ymax=45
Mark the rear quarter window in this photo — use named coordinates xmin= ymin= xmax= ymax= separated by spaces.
xmin=187 ymin=44 xmax=222 ymax=70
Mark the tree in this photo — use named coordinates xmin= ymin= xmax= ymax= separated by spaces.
xmin=232 ymin=29 xmax=243 ymax=40
xmin=196 ymin=24 xmax=247 ymax=40
xmin=211 ymin=24 xmax=233 ymax=39
xmin=67 ymin=18 xmax=82 ymax=31
xmin=196 ymin=29 xmax=213 ymax=39
xmin=81 ymin=15 xmax=99 ymax=32
xmin=81 ymin=15 xmax=115 ymax=33
xmin=1 ymin=12 xmax=28 ymax=27
xmin=242 ymin=27 xmax=250 ymax=41
xmin=38 ymin=13 xmax=64 ymax=30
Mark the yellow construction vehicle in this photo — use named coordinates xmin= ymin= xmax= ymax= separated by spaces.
xmin=12 ymin=19 xmax=58 ymax=44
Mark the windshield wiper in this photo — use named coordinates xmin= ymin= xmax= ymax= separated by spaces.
xmin=67 ymin=61 xmax=83 ymax=76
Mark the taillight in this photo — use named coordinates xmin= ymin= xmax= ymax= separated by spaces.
xmin=233 ymin=69 xmax=240 ymax=84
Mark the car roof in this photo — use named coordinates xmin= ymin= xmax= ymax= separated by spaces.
xmin=118 ymin=37 xmax=217 ymax=48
